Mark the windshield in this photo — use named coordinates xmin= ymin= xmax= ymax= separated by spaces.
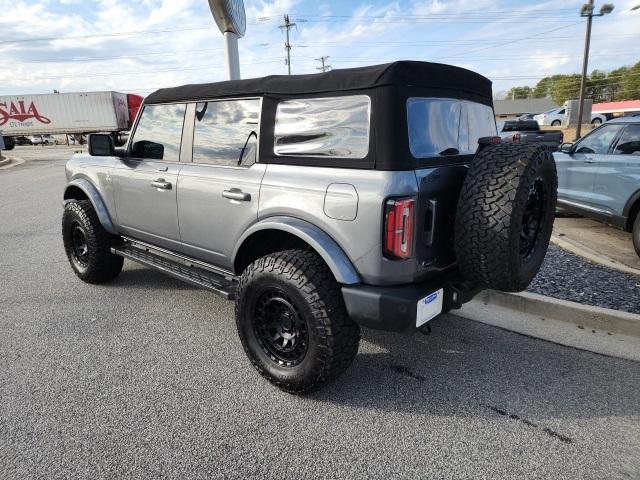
xmin=407 ymin=98 xmax=496 ymax=158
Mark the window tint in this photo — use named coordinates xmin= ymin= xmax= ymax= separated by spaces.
xmin=407 ymin=98 xmax=496 ymax=157
xmin=192 ymin=99 xmax=260 ymax=167
xmin=274 ymin=95 xmax=371 ymax=159
xmin=575 ymin=124 xmax=624 ymax=154
xmin=131 ymin=104 xmax=186 ymax=161
xmin=613 ymin=124 xmax=640 ymax=155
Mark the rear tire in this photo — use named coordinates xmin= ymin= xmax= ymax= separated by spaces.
xmin=62 ymin=200 xmax=123 ymax=283
xmin=633 ymin=213 xmax=640 ymax=259
xmin=455 ymin=143 xmax=557 ymax=292
xmin=235 ymin=250 xmax=360 ymax=394
xmin=591 ymin=118 xmax=602 ymax=125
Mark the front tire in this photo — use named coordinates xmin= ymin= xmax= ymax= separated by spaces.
xmin=62 ymin=200 xmax=123 ymax=283
xmin=551 ymin=120 xmax=561 ymax=127
xmin=235 ymin=250 xmax=360 ymax=394
xmin=633 ymin=213 xmax=640 ymax=259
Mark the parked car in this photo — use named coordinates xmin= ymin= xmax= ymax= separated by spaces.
xmin=499 ymin=120 xmax=563 ymax=150
xmin=554 ymin=117 xmax=640 ymax=257
xmin=13 ymin=136 xmax=33 ymax=146
xmin=534 ymin=107 xmax=606 ymax=127
xmin=61 ymin=61 xmax=557 ymax=393
xmin=29 ymin=134 xmax=55 ymax=145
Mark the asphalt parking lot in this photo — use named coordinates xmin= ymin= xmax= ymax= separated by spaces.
xmin=1 ymin=148 xmax=639 ymax=479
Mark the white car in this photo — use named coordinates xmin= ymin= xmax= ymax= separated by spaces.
xmin=534 ymin=107 xmax=606 ymax=127
xmin=28 ymin=135 xmax=56 ymax=145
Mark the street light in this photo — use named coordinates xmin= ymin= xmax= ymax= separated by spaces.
xmin=575 ymin=1 xmax=614 ymax=140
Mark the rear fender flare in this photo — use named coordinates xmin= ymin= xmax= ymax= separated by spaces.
xmin=233 ymin=216 xmax=361 ymax=285
xmin=63 ymin=178 xmax=117 ymax=235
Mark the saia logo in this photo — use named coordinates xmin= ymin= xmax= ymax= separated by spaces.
xmin=0 ymin=100 xmax=51 ymax=126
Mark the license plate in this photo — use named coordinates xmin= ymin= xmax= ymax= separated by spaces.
xmin=416 ymin=288 xmax=444 ymax=327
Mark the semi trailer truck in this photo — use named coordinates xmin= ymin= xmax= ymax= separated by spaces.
xmin=0 ymin=91 xmax=143 ymax=148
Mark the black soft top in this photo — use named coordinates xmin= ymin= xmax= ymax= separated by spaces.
xmin=144 ymin=60 xmax=492 ymax=105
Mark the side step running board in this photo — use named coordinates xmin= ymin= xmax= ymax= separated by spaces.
xmin=111 ymin=243 xmax=238 ymax=300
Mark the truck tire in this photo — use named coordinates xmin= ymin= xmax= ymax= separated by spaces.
xmin=62 ymin=200 xmax=123 ymax=283
xmin=633 ymin=213 xmax=640 ymax=259
xmin=455 ymin=143 xmax=557 ymax=292
xmin=235 ymin=249 xmax=360 ymax=394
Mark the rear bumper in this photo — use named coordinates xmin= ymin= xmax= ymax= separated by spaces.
xmin=341 ymin=273 xmax=482 ymax=332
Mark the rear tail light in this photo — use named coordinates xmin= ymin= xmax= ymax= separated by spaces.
xmin=512 ymin=133 xmax=521 ymax=142
xmin=384 ymin=197 xmax=415 ymax=259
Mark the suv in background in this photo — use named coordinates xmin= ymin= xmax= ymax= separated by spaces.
xmin=555 ymin=117 xmax=640 ymax=256
xmin=61 ymin=62 xmax=557 ymax=392
xmin=534 ymin=107 xmax=607 ymax=127
xmin=29 ymin=134 xmax=55 ymax=145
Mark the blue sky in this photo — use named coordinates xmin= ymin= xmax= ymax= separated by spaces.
xmin=1 ymin=0 xmax=639 ymax=98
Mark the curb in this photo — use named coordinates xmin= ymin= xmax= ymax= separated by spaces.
xmin=551 ymin=233 xmax=640 ymax=277
xmin=0 ymin=155 xmax=25 ymax=170
xmin=475 ymin=290 xmax=640 ymax=336
xmin=454 ymin=290 xmax=640 ymax=362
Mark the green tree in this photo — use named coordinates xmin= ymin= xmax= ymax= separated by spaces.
xmin=619 ymin=61 xmax=640 ymax=100
xmin=587 ymin=69 xmax=608 ymax=102
xmin=507 ymin=86 xmax=532 ymax=99
xmin=607 ymin=66 xmax=629 ymax=100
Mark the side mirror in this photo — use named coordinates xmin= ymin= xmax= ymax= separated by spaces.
xmin=560 ymin=142 xmax=574 ymax=153
xmin=132 ymin=140 xmax=164 ymax=160
xmin=88 ymin=134 xmax=115 ymax=156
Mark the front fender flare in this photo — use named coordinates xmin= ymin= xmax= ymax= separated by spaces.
xmin=233 ymin=216 xmax=361 ymax=285
xmin=63 ymin=178 xmax=117 ymax=235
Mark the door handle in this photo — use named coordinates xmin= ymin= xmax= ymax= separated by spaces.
xmin=151 ymin=178 xmax=172 ymax=190
xmin=222 ymin=189 xmax=251 ymax=201
xmin=584 ymin=159 xmax=595 ymax=164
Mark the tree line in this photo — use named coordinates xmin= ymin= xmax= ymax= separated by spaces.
xmin=506 ymin=61 xmax=640 ymax=105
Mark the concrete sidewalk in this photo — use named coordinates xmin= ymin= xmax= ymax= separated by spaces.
xmin=552 ymin=216 xmax=640 ymax=275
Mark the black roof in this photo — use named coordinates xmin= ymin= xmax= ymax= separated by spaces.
xmin=144 ymin=61 xmax=492 ymax=105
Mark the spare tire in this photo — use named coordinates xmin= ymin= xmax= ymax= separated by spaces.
xmin=454 ymin=143 xmax=557 ymax=292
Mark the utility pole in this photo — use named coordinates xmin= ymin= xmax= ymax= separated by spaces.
xmin=576 ymin=1 xmax=614 ymax=140
xmin=280 ymin=14 xmax=296 ymax=75
xmin=315 ymin=56 xmax=331 ymax=73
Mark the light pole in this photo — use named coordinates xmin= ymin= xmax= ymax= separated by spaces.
xmin=207 ymin=0 xmax=246 ymax=80
xmin=575 ymin=1 xmax=614 ymax=140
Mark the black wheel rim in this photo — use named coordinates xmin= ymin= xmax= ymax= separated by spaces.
xmin=70 ymin=222 xmax=89 ymax=267
xmin=252 ymin=288 xmax=308 ymax=367
xmin=520 ymin=178 xmax=545 ymax=261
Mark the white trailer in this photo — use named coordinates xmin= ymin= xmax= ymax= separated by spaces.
xmin=0 ymin=91 xmax=142 ymax=136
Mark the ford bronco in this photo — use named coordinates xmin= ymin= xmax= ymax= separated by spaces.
xmin=62 ymin=61 xmax=557 ymax=393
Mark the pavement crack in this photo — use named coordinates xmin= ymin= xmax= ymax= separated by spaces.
xmin=483 ymin=404 xmax=573 ymax=444
xmin=389 ymin=364 xmax=426 ymax=381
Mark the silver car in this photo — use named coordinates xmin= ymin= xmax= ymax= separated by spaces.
xmin=61 ymin=61 xmax=557 ymax=392
xmin=555 ymin=117 xmax=640 ymax=257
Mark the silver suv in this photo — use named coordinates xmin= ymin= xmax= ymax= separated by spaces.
xmin=62 ymin=62 xmax=557 ymax=392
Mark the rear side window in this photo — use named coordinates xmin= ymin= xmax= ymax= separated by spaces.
xmin=192 ymin=99 xmax=260 ymax=167
xmin=130 ymin=104 xmax=186 ymax=161
xmin=407 ymin=98 xmax=496 ymax=158
xmin=613 ymin=124 xmax=640 ymax=155
xmin=274 ymin=95 xmax=371 ymax=159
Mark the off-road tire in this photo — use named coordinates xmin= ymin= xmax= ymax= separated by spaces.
xmin=633 ymin=213 xmax=640 ymax=259
xmin=235 ymin=249 xmax=360 ymax=394
xmin=62 ymin=200 xmax=123 ymax=283
xmin=455 ymin=143 xmax=557 ymax=292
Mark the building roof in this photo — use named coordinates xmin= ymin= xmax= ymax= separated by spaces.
xmin=493 ymin=98 xmax=558 ymax=115
xmin=593 ymin=100 xmax=640 ymax=113
xmin=144 ymin=61 xmax=493 ymax=105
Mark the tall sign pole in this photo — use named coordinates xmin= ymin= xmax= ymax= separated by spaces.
xmin=207 ymin=0 xmax=246 ymax=80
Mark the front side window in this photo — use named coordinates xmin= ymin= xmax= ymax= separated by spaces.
xmin=575 ymin=124 xmax=624 ymax=154
xmin=613 ymin=124 xmax=640 ymax=155
xmin=407 ymin=98 xmax=496 ymax=158
xmin=130 ymin=104 xmax=186 ymax=161
xmin=192 ymin=99 xmax=261 ymax=167
xmin=274 ymin=95 xmax=371 ymax=159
